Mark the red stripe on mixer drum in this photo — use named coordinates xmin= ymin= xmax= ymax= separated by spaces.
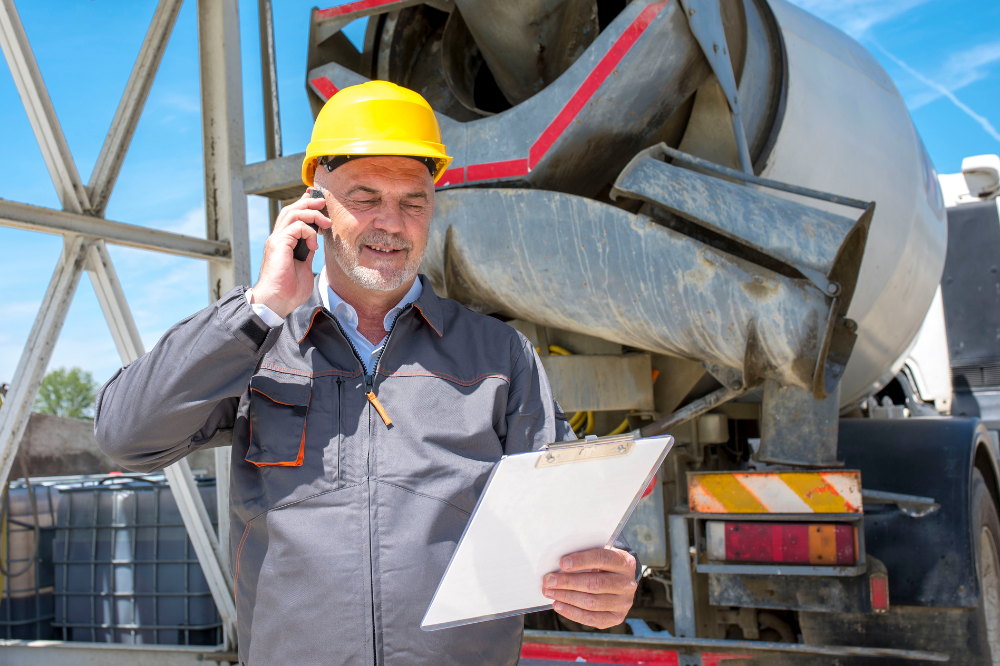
xmin=310 ymin=2 xmax=669 ymax=186
xmin=317 ymin=0 xmax=403 ymax=20
xmin=466 ymin=159 xmax=530 ymax=183
xmin=309 ymin=76 xmax=339 ymax=100
xmin=528 ymin=0 xmax=667 ymax=169
xmin=461 ymin=0 xmax=666 ymax=183
xmin=436 ymin=167 xmax=466 ymax=187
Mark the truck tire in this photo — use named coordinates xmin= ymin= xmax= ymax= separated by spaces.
xmin=973 ymin=467 xmax=1000 ymax=664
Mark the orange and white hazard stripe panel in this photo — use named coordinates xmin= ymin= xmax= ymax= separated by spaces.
xmin=688 ymin=471 xmax=862 ymax=514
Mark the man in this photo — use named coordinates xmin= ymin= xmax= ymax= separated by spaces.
xmin=95 ymin=81 xmax=637 ymax=665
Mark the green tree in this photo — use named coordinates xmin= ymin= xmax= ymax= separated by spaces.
xmin=33 ymin=367 xmax=98 ymax=420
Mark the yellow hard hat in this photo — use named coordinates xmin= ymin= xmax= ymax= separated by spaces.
xmin=302 ymin=81 xmax=452 ymax=186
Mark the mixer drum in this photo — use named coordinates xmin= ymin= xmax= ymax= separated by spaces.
xmin=308 ymin=0 xmax=946 ymax=406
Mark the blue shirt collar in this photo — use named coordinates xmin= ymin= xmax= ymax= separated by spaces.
xmin=319 ymin=266 xmax=423 ymax=333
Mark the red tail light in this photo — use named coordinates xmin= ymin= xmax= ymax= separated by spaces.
xmin=707 ymin=521 xmax=857 ymax=566
xmin=870 ymin=573 xmax=889 ymax=613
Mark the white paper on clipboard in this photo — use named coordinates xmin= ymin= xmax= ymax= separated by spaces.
xmin=420 ymin=433 xmax=674 ymax=631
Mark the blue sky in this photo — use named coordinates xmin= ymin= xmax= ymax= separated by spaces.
xmin=1 ymin=0 xmax=998 ymax=387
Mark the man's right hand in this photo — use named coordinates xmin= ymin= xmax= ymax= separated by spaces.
xmin=249 ymin=190 xmax=332 ymax=318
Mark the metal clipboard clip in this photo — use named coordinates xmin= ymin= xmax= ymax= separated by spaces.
xmin=538 ymin=433 xmax=636 ymax=467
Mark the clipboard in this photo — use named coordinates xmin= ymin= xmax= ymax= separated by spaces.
xmin=420 ymin=432 xmax=674 ymax=631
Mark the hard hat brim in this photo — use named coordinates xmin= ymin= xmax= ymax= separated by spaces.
xmin=302 ymin=140 xmax=453 ymax=186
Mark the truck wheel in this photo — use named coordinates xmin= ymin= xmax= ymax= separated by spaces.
xmin=973 ymin=468 xmax=1000 ymax=664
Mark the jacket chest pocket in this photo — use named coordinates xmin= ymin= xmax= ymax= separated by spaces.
xmin=246 ymin=374 xmax=312 ymax=467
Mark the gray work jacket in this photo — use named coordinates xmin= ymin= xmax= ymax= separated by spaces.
xmin=95 ymin=274 xmax=576 ymax=665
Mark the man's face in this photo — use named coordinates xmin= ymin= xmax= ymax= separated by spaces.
xmin=314 ymin=156 xmax=435 ymax=292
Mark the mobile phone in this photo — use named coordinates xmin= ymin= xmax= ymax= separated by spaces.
xmin=293 ymin=188 xmax=327 ymax=261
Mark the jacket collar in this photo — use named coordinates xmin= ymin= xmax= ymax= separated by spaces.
xmin=411 ymin=274 xmax=444 ymax=337
xmin=288 ymin=272 xmax=444 ymax=344
xmin=287 ymin=273 xmax=326 ymax=345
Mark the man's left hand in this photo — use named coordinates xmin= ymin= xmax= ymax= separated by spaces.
xmin=542 ymin=547 xmax=637 ymax=629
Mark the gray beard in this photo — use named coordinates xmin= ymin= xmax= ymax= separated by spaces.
xmin=329 ymin=229 xmax=423 ymax=292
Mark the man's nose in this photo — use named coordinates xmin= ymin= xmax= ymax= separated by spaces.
xmin=371 ymin=201 xmax=406 ymax=233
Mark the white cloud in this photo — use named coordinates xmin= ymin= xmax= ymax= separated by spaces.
xmin=785 ymin=0 xmax=1000 ymax=145
xmin=0 ymin=340 xmax=27 ymax=385
xmin=149 ymin=205 xmax=207 ymax=238
xmin=1 ymin=202 xmax=273 ymax=385
xmin=787 ymin=0 xmax=933 ymax=38
xmin=907 ymin=40 xmax=1000 ymax=109
xmin=872 ymin=41 xmax=1000 ymax=144
xmin=248 ymin=195 xmax=272 ymax=243
xmin=0 ymin=295 xmax=128 ymax=387
xmin=3 ymin=300 xmax=42 ymax=319
xmin=158 ymin=91 xmax=201 ymax=114
xmin=45 ymin=335 xmax=123 ymax=385
xmin=144 ymin=201 xmax=270 ymax=243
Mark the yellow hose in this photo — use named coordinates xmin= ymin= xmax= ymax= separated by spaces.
xmin=539 ymin=342 xmax=659 ymax=438
xmin=608 ymin=418 xmax=631 ymax=436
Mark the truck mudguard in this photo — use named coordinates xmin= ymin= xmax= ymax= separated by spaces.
xmin=838 ymin=417 xmax=994 ymax=607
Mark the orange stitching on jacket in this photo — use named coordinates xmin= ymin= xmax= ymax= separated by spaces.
xmin=313 ymin=368 xmax=363 ymax=378
xmin=260 ymin=364 xmax=313 ymax=377
xmin=246 ymin=393 xmax=308 ymax=467
xmin=376 ymin=369 xmax=510 ymax=386
xmin=297 ymin=308 xmax=323 ymax=344
xmin=260 ymin=363 xmax=361 ymax=379
xmin=249 ymin=413 xmax=307 ymax=467
xmin=412 ymin=303 xmax=443 ymax=337
xmin=261 ymin=365 xmax=501 ymax=386
xmin=250 ymin=387 xmax=299 ymax=407
xmin=234 ymin=520 xmax=251 ymax=599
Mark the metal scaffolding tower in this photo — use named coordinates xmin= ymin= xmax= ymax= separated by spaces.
xmin=0 ymin=0 xmax=253 ymax=662
xmin=0 ymin=0 xmax=445 ymax=661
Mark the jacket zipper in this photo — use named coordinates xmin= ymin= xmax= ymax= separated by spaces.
xmin=327 ymin=312 xmax=367 ymax=373
xmin=366 ymin=304 xmax=409 ymax=666
xmin=323 ymin=311 xmax=378 ymax=665
xmin=324 ymin=305 xmax=411 ymax=666
xmin=327 ymin=308 xmax=402 ymax=427
xmin=365 ymin=304 xmax=410 ymax=425
xmin=335 ymin=377 xmax=344 ymax=483
xmin=371 ymin=304 xmax=408 ymax=376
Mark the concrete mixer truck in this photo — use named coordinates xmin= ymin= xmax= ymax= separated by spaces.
xmin=239 ymin=0 xmax=998 ymax=662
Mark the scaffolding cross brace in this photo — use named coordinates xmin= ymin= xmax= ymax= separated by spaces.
xmin=0 ymin=0 xmax=274 ymax=660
